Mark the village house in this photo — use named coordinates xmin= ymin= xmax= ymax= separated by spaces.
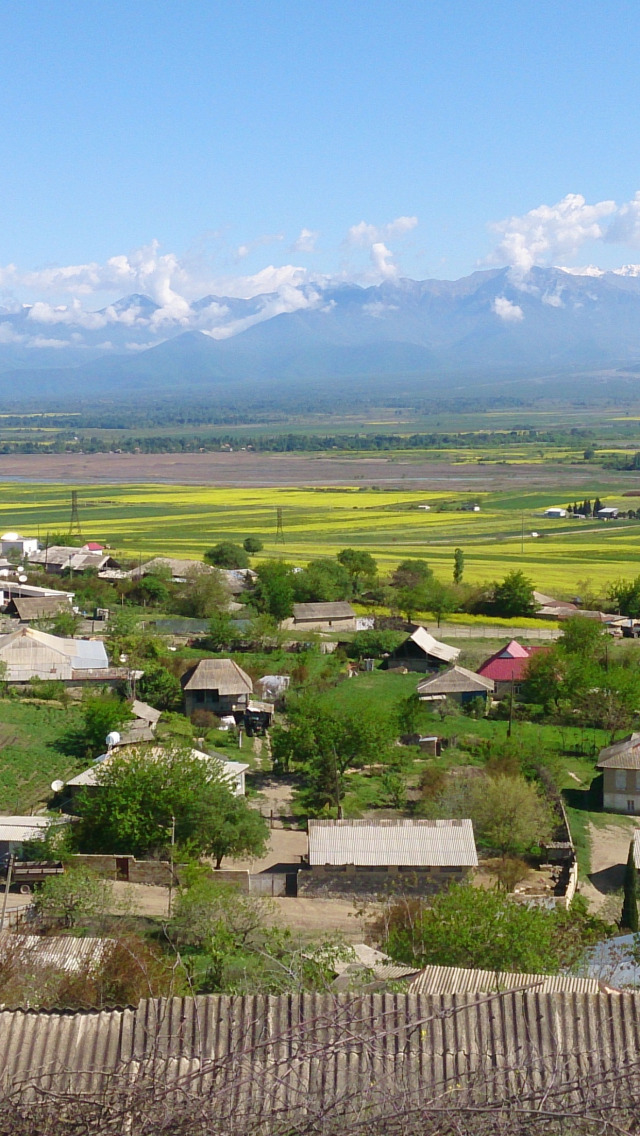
xmin=416 ymin=664 xmax=494 ymax=705
xmin=597 ymin=734 xmax=640 ymax=814
xmin=476 ymin=638 xmax=544 ymax=697
xmin=0 ymin=815 xmax=69 ymax=858
xmin=129 ymin=557 xmax=218 ymax=584
xmin=65 ymin=746 xmax=249 ymax=798
xmin=28 ymin=546 xmax=120 ymax=575
xmin=0 ymin=581 xmax=74 ymax=607
xmin=0 ymin=531 xmax=38 ymax=558
xmin=300 ymin=818 xmax=478 ymax=897
xmin=182 ymin=658 xmax=253 ymax=718
xmin=282 ymin=601 xmax=357 ymax=633
xmin=383 ymin=626 xmax=460 ymax=673
xmin=4 ymin=595 xmax=74 ymax=623
xmin=0 ymin=626 xmax=115 ymax=683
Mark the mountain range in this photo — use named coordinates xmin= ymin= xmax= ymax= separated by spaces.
xmin=4 ymin=266 xmax=640 ymax=405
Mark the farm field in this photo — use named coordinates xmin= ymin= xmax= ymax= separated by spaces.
xmin=2 ymin=478 xmax=640 ymax=593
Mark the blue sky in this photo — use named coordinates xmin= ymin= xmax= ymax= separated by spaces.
xmin=1 ymin=0 xmax=640 ymax=310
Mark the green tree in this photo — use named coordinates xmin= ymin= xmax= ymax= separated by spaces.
xmin=62 ymin=695 xmax=132 ymax=759
xmin=243 ymin=536 xmax=263 ymax=554
xmin=469 ymin=775 xmax=554 ymax=857
xmin=137 ymin=663 xmax=183 ymax=711
xmin=207 ymin=608 xmax=236 ymax=650
xmin=204 ymin=542 xmax=250 ymax=569
xmin=560 ymin=614 xmax=607 ymax=659
xmin=391 ymin=559 xmax=433 ymax=590
xmin=74 ymin=746 xmax=269 ymax=866
xmin=336 ymin=549 xmax=378 ymax=594
xmin=376 ymin=884 xmax=606 ymax=973
xmin=491 ymin=570 xmax=536 ymax=617
xmin=427 ymin=580 xmax=457 ymax=627
xmin=609 ymin=575 xmax=640 ymax=618
xmin=33 ymin=866 xmax=108 ymax=928
xmin=453 ymin=547 xmax=464 ymax=584
xmin=254 ymin=560 xmax=295 ymax=621
xmin=293 ymin=558 xmax=351 ymax=603
xmin=177 ymin=565 xmax=229 ymax=618
xmin=621 ymin=843 xmax=639 ymax=932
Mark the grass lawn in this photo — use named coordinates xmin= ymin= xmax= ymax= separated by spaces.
xmin=0 ymin=698 xmax=82 ymax=811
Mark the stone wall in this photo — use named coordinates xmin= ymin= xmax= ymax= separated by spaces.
xmin=70 ymin=855 xmax=250 ymax=891
xmin=298 ymin=865 xmax=468 ymax=900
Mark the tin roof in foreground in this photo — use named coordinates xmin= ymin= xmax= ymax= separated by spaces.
xmin=0 ymin=991 xmax=639 ymax=1113
xmin=308 ymin=818 xmax=478 ymax=867
xmin=408 ymin=963 xmax=603 ymax=996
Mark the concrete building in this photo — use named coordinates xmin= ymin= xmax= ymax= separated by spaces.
xmin=597 ymin=734 xmax=640 ymax=814
xmin=302 ymin=818 xmax=477 ymax=897
xmin=476 ymin=639 xmax=546 ymax=697
xmin=0 ymin=532 xmax=38 ymax=558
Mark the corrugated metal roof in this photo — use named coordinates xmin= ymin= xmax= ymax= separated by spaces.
xmin=133 ymin=557 xmax=217 ymax=580
xmin=0 ymin=816 xmax=52 ymax=842
xmin=308 ymin=818 xmax=478 ymax=867
xmin=406 ymin=626 xmax=460 ymax=663
xmin=67 ymin=748 xmax=249 ymax=789
xmin=416 ymin=665 xmax=494 ymax=695
xmin=292 ymin=602 xmax=356 ymax=621
xmin=0 ymin=933 xmax=108 ymax=973
xmin=183 ymin=658 xmax=253 ymax=694
xmin=1 ymin=991 xmax=640 ymax=1111
xmin=130 ymin=699 xmax=161 ymax=724
xmin=408 ymin=964 xmax=603 ymax=996
xmin=9 ymin=596 xmax=72 ymax=621
xmin=0 ymin=626 xmax=108 ymax=674
xmin=598 ymin=733 xmax=640 ymax=769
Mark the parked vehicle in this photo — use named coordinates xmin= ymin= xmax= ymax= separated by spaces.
xmin=0 ymin=858 xmax=64 ymax=894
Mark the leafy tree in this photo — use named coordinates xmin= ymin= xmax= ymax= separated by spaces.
xmin=293 ymin=558 xmax=351 ymax=603
xmin=132 ymin=574 xmax=170 ymax=607
xmin=207 ymin=608 xmax=236 ymax=650
xmin=391 ymin=559 xmax=433 ymax=590
xmin=271 ymin=697 xmax=397 ymax=813
xmin=491 ymin=570 xmax=536 ymax=617
xmin=427 ymin=580 xmax=457 ymax=627
xmin=204 ymin=542 xmax=250 ymax=569
xmin=609 ymin=575 xmax=640 ymax=618
xmin=336 ymin=548 xmax=378 ymax=594
xmin=137 ymin=663 xmax=183 ymax=711
xmin=469 ymin=775 xmax=554 ymax=857
xmin=621 ymin=843 xmax=639 ymax=932
xmin=243 ymin=536 xmax=263 ymax=554
xmin=74 ymin=746 xmax=268 ymax=866
xmin=453 ymin=547 xmax=464 ymax=584
xmin=254 ymin=560 xmax=295 ymax=621
xmin=33 ymin=866 xmax=108 ymax=929
xmin=48 ymin=609 xmax=82 ymax=637
xmin=376 ymin=884 xmax=607 ymax=973
xmin=345 ymin=629 xmax=404 ymax=659
xmin=62 ymin=695 xmax=132 ymax=759
xmin=170 ymin=873 xmax=352 ymax=994
xmin=560 ymin=614 xmax=607 ymax=659
xmin=177 ymin=565 xmax=229 ymax=618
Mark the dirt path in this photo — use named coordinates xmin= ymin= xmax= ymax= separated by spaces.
xmin=580 ymin=820 xmax=639 ymax=913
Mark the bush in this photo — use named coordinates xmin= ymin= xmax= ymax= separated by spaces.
xmin=190 ymin=709 xmax=218 ymax=729
xmin=243 ymin=537 xmax=263 ymax=553
xmin=204 ymin=543 xmax=250 ymax=569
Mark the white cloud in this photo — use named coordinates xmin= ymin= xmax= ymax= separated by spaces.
xmin=541 ymin=291 xmax=564 ymax=307
xmin=362 ymin=301 xmax=399 ymax=317
xmin=606 ymin=192 xmax=640 ymax=246
xmin=347 ymin=216 xmax=418 ymax=247
xmin=492 ymin=296 xmax=524 ymax=322
xmin=370 ymin=242 xmax=398 ymax=279
xmin=489 ymin=194 xmax=616 ymax=273
xmin=235 ymin=233 xmax=284 ymax=260
xmin=0 ymin=322 xmax=24 ymax=344
xmin=27 ymin=336 xmax=69 ymax=349
xmin=292 ymin=228 xmax=318 ymax=253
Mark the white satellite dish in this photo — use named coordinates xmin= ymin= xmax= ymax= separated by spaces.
xmin=1 ymin=532 xmax=18 ymax=541
xmin=18 ymin=574 xmax=28 ymax=583
xmin=105 ymin=731 xmax=121 ymax=748
xmin=51 ymin=779 xmax=64 ymax=793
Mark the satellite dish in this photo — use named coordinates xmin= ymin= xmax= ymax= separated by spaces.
xmin=51 ymin=779 xmax=64 ymax=793
xmin=18 ymin=574 xmax=28 ymax=583
xmin=1 ymin=532 xmax=18 ymax=541
xmin=105 ymin=731 xmax=121 ymax=748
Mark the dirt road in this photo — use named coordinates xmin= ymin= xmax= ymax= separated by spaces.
xmin=580 ymin=820 xmax=639 ymax=914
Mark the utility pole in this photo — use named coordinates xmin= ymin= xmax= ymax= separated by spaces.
xmin=521 ymin=512 xmax=524 ymax=555
xmin=0 ymin=854 xmax=15 ymax=933
xmin=275 ymin=507 xmax=285 ymax=545
xmin=167 ymin=814 xmax=176 ymax=919
xmin=507 ymin=674 xmax=515 ymax=739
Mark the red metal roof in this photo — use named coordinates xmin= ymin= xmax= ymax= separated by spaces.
xmin=477 ymin=641 xmax=546 ymax=683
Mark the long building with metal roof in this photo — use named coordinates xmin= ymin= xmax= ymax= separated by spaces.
xmin=0 ymin=991 xmax=639 ymax=1125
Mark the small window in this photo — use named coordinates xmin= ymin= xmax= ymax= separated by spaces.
xmin=195 ymin=691 xmax=205 ymax=704
xmin=628 ymin=800 xmax=637 ymax=814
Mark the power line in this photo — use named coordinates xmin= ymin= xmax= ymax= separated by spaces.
xmin=69 ymin=490 xmax=83 ymax=539
xmin=275 ymin=507 xmax=285 ymax=544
